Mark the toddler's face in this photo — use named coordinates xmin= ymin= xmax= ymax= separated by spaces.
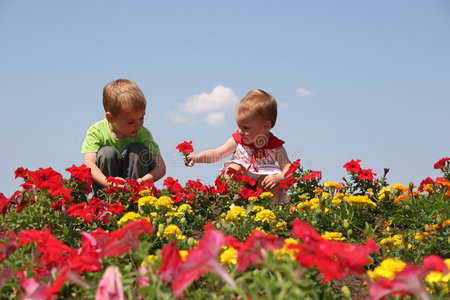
xmin=236 ymin=112 xmax=270 ymax=146
xmin=109 ymin=107 xmax=145 ymax=139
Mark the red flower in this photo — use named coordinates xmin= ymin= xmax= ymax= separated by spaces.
xmin=239 ymin=187 xmax=261 ymax=200
xmin=279 ymin=177 xmax=298 ymax=189
xmin=164 ymin=177 xmax=184 ymax=193
xmin=418 ymin=177 xmax=434 ymax=192
xmin=236 ymin=230 xmax=285 ymax=272
xmin=14 ymin=167 xmax=28 ymax=179
xmin=215 ymin=176 xmax=229 ymax=194
xmin=285 ymin=159 xmax=301 ymax=177
xmin=358 ymin=168 xmax=376 ymax=181
xmin=160 ymin=242 xmax=183 ymax=283
xmin=176 ymin=141 xmax=194 ymax=155
xmin=290 ymin=220 xmax=379 ymax=282
xmin=0 ymin=229 xmax=18 ymax=262
xmin=433 ymin=156 xmax=450 ymax=169
xmin=343 ymin=159 xmax=362 ymax=173
xmin=108 ymin=203 xmax=125 ymax=215
xmin=171 ymin=223 xmax=236 ymax=298
xmin=302 ymin=171 xmax=322 ymax=182
xmin=28 ymin=167 xmax=63 ymax=190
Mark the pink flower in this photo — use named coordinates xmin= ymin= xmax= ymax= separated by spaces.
xmin=171 ymin=223 xmax=236 ymax=298
xmin=21 ymin=277 xmax=50 ymax=300
xmin=160 ymin=242 xmax=183 ymax=283
xmin=368 ymin=255 xmax=448 ymax=300
xmin=95 ymin=266 xmax=125 ymax=300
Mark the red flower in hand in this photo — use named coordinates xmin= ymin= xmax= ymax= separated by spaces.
xmin=176 ymin=141 xmax=194 ymax=155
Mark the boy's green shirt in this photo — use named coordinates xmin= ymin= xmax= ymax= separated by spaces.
xmin=81 ymin=118 xmax=160 ymax=155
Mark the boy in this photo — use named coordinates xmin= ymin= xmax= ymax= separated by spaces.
xmin=81 ymin=79 xmax=166 ymax=194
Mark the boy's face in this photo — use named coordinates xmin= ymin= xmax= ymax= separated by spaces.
xmin=236 ymin=112 xmax=271 ymax=146
xmin=106 ymin=107 xmax=145 ymax=139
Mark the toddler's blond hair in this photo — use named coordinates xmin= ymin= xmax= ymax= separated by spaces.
xmin=236 ymin=89 xmax=277 ymax=127
xmin=103 ymin=79 xmax=146 ymax=116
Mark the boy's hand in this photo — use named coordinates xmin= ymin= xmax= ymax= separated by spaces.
xmin=185 ymin=155 xmax=195 ymax=167
xmin=111 ymin=177 xmax=126 ymax=189
xmin=261 ymin=174 xmax=282 ymax=190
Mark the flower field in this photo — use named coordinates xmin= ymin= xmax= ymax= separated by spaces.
xmin=0 ymin=157 xmax=449 ymax=299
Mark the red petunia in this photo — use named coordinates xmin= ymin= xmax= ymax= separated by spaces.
xmin=160 ymin=242 xmax=183 ymax=283
xmin=433 ymin=156 xmax=450 ymax=170
xmin=14 ymin=167 xmax=28 ymax=179
xmin=28 ymin=167 xmax=63 ymax=190
xmin=236 ymin=230 xmax=285 ymax=272
xmin=302 ymin=170 xmax=322 ymax=182
xmin=358 ymin=168 xmax=376 ymax=181
xmin=289 ymin=220 xmax=379 ymax=282
xmin=285 ymin=159 xmax=301 ymax=177
xmin=343 ymin=159 xmax=362 ymax=173
xmin=176 ymin=141 xmax=194 ymax=155
xmin=279 ymin=176 xmax=298 ymax=189
xmin=164 ymin=177 xmax=184 ymax=193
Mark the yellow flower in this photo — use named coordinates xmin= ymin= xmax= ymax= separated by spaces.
xmin=254 ymin=209 xmax=277 ymax=224
xmin=324 ymin=181 xmax=340 ymax=189
xmin=165 ymin=211 xmax=182 ymax=218
xmin=220 ymin=247 xmax=237 ymax=266
xmin=345 ymin=195 xmax=376 ymax=208
xmin=117 ymin=212 xmax=142 ymax=227
xmin=154 ymin=196 xmax=174 ymax=210
xmin=425 ymin=259 xmax=450 ymax=294
xmin=378 ymin=187 xmax=392 ymax=201
xmin=274 ymin=238 xmax=299 ymax=261
xmin=177 ymin=204 xmax=194 ymax=214
xmin=379 ymin=234 xmax=403 ymax=249
xmin=138 ymin=189 xmax=151 ymax=196
xmin=138 ymin=195 xmax=158 ymax=208
xmin=248 ymin=196 xmax=258 ymax=202
xmin=313 ymin=187 xmax=323 ymax=197
xmin=368 ymin=258 xmax=406 ymax=281
xmin=179 ymin=250 xmax=189 ymax=261
xmin=259 ymin=192 xmax=273 ymax=200
xmin=274 ymin=219 xmax=288 ymax=233
xmin=141 ymin=254 xmax=158 ymax=267
xmin=321 ymin=231 xmax=345 ymax=241
xmin=225 ymin=206 xmax=248 ymax=224
xmin=162 ymin=224 xmax=186 ymax=240
xmin=392 ymin=183 xmax=405 ymax=193
xmin=332 ymin=192 xmax=345 ymax=205
xmin=251 ymin=205 xmax=264 ymax=213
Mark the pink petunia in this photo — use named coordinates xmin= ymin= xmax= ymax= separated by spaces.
xmin=95 ymin=266 xmax=125 ymax=300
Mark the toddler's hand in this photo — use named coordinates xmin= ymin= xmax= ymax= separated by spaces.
xmin=185 ymin=155 xmax=195 ymax=167
xmin=261 ymin=174 xmax=281 ymax=190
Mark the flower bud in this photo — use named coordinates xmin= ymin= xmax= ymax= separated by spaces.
xmin=343 ymin=219 xmax=349 ymax=229
xmin=187 ymin=237 xmax=195 ymax=248
xmin=166 ymin=217 xmax=172 ymax=224
xmin=180 ymin=217 xmax=186 ymax=224
xmin=347 ymin=229 xmax=353 ymax=236
xmin=158 ymin=224 xmax=165 ymax=236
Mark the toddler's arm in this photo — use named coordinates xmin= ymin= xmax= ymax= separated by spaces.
xmin=186 ymin=137 xmax=237 ymax=167
xmin=83 ymin=152 xmax=125 ymax=187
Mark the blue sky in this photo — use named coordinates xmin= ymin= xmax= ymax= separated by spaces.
xmin=1 ymin=1 xmax=449 ymax=197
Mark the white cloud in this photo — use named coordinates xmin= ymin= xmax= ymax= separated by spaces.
xmin=204 ymin=112 xmax=225 ymax=126
xmin=297 ymin=88 xmax=312 ymax=97
xmin=178 ymin=85 xmax=238 ymax=114
xmin=167 ymin=111 xmax=196 ymax=126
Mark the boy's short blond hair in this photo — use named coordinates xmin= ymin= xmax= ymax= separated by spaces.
xmin=103 ymin=79 xmax=147 ymax=116
xmin=236 ymin=89 xmax=277 ymax=128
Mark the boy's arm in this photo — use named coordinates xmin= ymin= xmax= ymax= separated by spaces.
xmin=139 ymin=155 xmax=166 ymax=183
xmin=187 ymin=137 xmax=237 ymax=166
xmin=84 ymin=152 xmax=111 ymax=187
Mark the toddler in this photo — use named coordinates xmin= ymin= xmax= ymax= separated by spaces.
xmin=81 ymin=79 xmax=166 ymax=194
xmin=186 ymin=89 xmax=291 ymax=202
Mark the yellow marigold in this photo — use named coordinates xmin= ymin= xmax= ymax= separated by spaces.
xmin=138 ymin=189 xmax=151 ymax=196
xmin=298 ymin=194 xmax=310 ymax=201
xmin=380 ymin=234 xmax=403 ymax=249
xmin=251 ymin=205 xmax=264 ymax=213
xmin=138 ymin=195 xmax=158 ymax=208
xmin=220 ymin=247 xmax=237 ymax=266
xmin=274 ymin=219 xmax=288 ymax=233
xmin=274 ymin=238 xmax=299 ymax=261
xmin=254 ymin=209 xmax=277 ymax=224
xmin=248 ymin=196 xmax=258 ymax=201
xmin=392 ymin=183 xmax=406 ymax=192
xmin=321 ymin=231 xmax=346 ymax=241
xmin=225 ymin=206 xmax=248 ymax=224
xmin=332 ymin=193 xmax=344 ymax=204
xmin=177 ymin=204 xmax=194 ymax=214
xmin=324 ymin=181 xmax=340 ymax=189
xmin=425 ymin=259 xmax=450 ymax=294
xmin=165 ymin=211 xmax=182 ymax=218
xmin=345 ymin=195 xmax=376 ymax=208
xmin=154 ymin=196 xmax=174 ymax=210
xmin=117 ymin=212 xmax=142 ymax=227
xmin=313 ymin=187 xmax=323 ymax=197
xmin=141 ymin=254 xmax=158 ymax=267
xmin=259 ymin=192 xmax=273 ymax=200
xmin=179 ymin=250 xmax=189 ymax=262
xmin=368 ymin=258 xmax=406 ymax=281
xmin=162 ymin=224 xmax=186 ymax=240
xmin=378 ymin=187 xmax=392 ymax=201
xmin=423 ymin=184 xmax=433 ymax=193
